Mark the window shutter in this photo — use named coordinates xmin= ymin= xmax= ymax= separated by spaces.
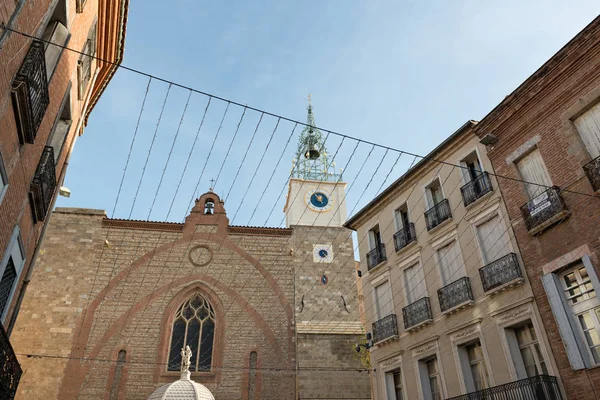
xmin=541 ymin=273 xmax=589 ymax=370
xmin=477 ymin=216 xmax=510 ymax=264
xmin=438 ymin=242 xmax=463 ymax=285
xmin=375 ymin=281 xmax=393 ymax=319
xmin=516 ymin=149 xmax=552 ymax=199
xmin=574 ymin=102 xmax=600 ymax=159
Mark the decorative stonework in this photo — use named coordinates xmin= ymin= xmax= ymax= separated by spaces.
xmin=449 ymin=324 xmax=481 ymax=343
xmin=412 ymin=341 xmax=437 ymax=357
xmin=380 ymin=354 xmax=402 ymax=369
xmin=103 ymin=218 xmax=184 ymax=232
xmin=495 ymin=304 xmax=532 ymax=323
xmin=188 ymin=245 xmax=213 ymax=267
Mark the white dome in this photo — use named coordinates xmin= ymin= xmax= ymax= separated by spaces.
xmin=148 ymin=371 xmax=215 ymax=400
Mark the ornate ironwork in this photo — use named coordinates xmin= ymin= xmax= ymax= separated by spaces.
xmin=11 ymin=40 xmax=49 ymax=144
xmin=372 ymin=314 xmax=398 ymax=343
xmin=520 ymin=186 xmax=568 ymax=232
xmin=366 ymin=243 xmax=386 ymax=271
xmin=460 ymin=172 xmax=493 ymax=206
xmin=479 ymin=253 xmax=522 ymax=293
xmin=424 ymin=199 xmax=452 ymax=231
xmin=438 ymin=276 xmax=474 ymax=313
xmin=447 ymin=374 xmax=562 ymax=400
xmin=402 ymin=297 xmax=433 ymax=330
xmin=291 ymin=98 xmax=341 ymax=182
xmin=0 ymin=323 xmax=22 ymax=400
xmin=583 ymin=155 xmax=600 ymax=192
xmin=393 ymin=223 xmax=417 ymax=252
xmin=30 ymin=146 xmax=56 ymax=223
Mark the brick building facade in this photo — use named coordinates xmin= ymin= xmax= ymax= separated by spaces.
xmin=9 ymin=104 xmax=371 ymax=399
xmin=0 ymin=0 xmax=128 ymax=397
xmin=474 ymin=16 xmax=600 ymax=400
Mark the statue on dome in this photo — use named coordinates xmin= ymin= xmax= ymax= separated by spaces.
xmin=181 ymin=345 xmax=192 ymax=372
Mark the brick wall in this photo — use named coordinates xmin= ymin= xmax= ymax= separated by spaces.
xmin=474 ymin=16 xmax=600 ymax=399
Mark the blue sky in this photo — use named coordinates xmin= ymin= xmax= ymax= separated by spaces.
xmin=58 ymin=1 xmax=600 ymax=226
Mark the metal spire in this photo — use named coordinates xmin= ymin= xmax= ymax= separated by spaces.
xmin=291 ymin=96 xmax=341 ymax=182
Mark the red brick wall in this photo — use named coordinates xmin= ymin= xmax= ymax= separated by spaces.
xmin=475 ymin=17 xmax=600 ymax=399
xmin=0 ymin=0 xmax=101 ymax=327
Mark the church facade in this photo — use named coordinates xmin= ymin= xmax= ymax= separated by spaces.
xmin=10 ymin=105 xmax=372 ymax=399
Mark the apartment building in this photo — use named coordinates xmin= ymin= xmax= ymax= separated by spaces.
xmin=345 ymin=122 xmax=562 ymax=399
xmin=473 ymin=16 xmax=600 ymax=400
xmin=0 ymin=1 xmax=128 ymax=397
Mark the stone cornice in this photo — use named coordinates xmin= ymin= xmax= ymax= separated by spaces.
xmin=475 ymin=17 xmax=600 ymax=137
xmin=101 ymin=218 xmax=293 ymax=236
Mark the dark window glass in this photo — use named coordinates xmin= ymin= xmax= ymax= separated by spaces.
xmin=0 ymin=257 xmax=17 ymax=317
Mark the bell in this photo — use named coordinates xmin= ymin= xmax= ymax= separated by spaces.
xmin=305 ymin=143 xmax=320 ymax=160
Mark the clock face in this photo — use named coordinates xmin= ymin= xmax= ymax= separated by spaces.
xmin=313 ymin=244 xmax=334 ymax=263
xmin=305 ymin=189 xmax=333 ymax=212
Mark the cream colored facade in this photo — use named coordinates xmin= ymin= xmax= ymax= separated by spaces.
xmin=345 ymin=121 xmax=561 ymax=400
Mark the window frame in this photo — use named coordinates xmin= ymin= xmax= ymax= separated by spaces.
xmin=457 ymin=147 xmax=485 ymax=185
xmin=423 ymin=177 xmax=445 ymax=209
xmin=473 ymin=211 xmax=512 ymax=266
xmin=0 ymin=146 xmax=8 ymax=205
xmin=434 ymin=238 xmax=466 ymax=286
xmin=403 ymin=262 xmax=427 ymax=305
xmin=393 ymin=203 xmax=410 ymax=232
xmin=77 ymin=20 xmax=97 ymax=100
xmin=373 ymin=279 xmax=394 ymax=321
xmin=0 ymin=226 xmax=25 ymax=323
xmin=514 ymin=147 xmax=553 ymax=200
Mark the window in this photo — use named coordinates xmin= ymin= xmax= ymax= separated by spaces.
xmin=248 ymin=351 xmax=258 ymax=400
xmin=463 ymin=341 xmax=489 ymax=391
xmin=385 ymin=368 xmax=403 ymax=400
xmin=0 ymin=147 xmax=7 ymax=204
xmin=204 ymin=198 xmax=215 ymax=214
xmin=374 ymin=280 xmax=393 ymax=320
xmin=109 ymin=350 xmax=126 ymax=400
xmin=418 ymin=357 xmax=443 ymax=400
xmin=426 ymin=179 xmax=444 ymax=207
xmin=506 ymin=322 xmax=548 ymax=378
xmin=404 ymin=263 xmax=426 ymax=304
xmin=167 ymin=293 xmax=215 ymax=372
xmin=41 ymin=0 xmax=69 ymax=81
xmin=78 ymin=22 xmax=97 ymax=100
xmin=436 ymin=241 xmax=464 ymax=285
xmin=394 ymin=204 xmax=410 ymax=231
xmin=560 ymin=263 xmax=600 ymax=364
xmin=475 ymin=214 xmax=511 ymax=264
xmin=0 ymin=228 xmax=25 ymax=322
xmin=516 ymin=148 xmax=552 ymax=200
xmin=461 ymin=151 xmax=483 ymax=183
xmin=368 ymin=224 xmax=382 ymax=251
xmin=47 ymin=87 xmax=72 ymax=163
xmin=574 ymin=101 xmax=600 ymax=159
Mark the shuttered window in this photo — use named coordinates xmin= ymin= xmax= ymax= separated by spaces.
xmin=476 ymin=215 xmax=511 ymax=264
xmin=574 ymin=102 xmax=600 ymax=159
xmin=78 ymin=22 xmax=97 ymax=100
xmin=404 ymin=264 xmax=427 ymax=304
xmin=374 ymin=281 xmax=393 ymax=320
xmin=0 ymin=228 xmax=25 ymax=322
xmin=516 ymin=149 xmax=552 ymax=199
xmin=437 ymin=241 xmax=464 ymax=285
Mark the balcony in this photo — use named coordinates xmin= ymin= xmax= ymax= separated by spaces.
xmin=425 ymin=199 xmax=452 ymax=231
xmin=447 ymin=374 xmax=562 ymax=400
xmin=11 ymin=40 xmax=50 ymax=144
xmin=583 ymin=155 xmax=600 ymax=192
xmin=0 ymin=324 xmax=22 ymax=400
xmin=460 ymin=172 xmax=493 ymax=207
xmin=479 ymin=253 xmax=523 ymax=294
xmin=366 ymin=243 xmax=386 ymax=271
xmin=372 ymin=314 xmax=398 ymax=344
xmin=520 ymin=186 xmax=570 ymax=235
xmin=438 ymin=277 xmax=474 ymax=314
xmin=30 ymin=146 xmax=57 ymax=223
xmin=393 ymin=223 xmax=417 ymax=252
xmin=402 ymin=297 xmax=433 ymax=331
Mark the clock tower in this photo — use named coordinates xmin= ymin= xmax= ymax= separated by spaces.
xmin=283 ymin=99 xmax=347 ymax=228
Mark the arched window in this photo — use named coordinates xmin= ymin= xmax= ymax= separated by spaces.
xmin=204 ymin=198 xmax=214 ymax=215
xmin=167 ymin=293 xmax=216 ymax=372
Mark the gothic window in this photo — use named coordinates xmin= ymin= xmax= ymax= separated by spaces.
xmin=167 ymin=293 xmax=216 ymax=372
xmin=109 ymin=350 xmax=126 ymax=400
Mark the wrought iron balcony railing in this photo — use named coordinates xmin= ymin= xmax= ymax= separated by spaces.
xmin=425 ymin=199 xmax=452 ymax=231
xmin=460 ymin=172 xmax=493 ymax=207
xmin=479 ymin=253 xmax=522 ymax=293
xmin=438 ymin=276 xmax=474 ymax=313
xmin=402 ymin=297 xmax=433 ymax=330
xmin=583 ymin=155 xmax=600 ymax=192
xmin=11 ymin=40 xmax=50 ymax=144
xmin=30 ymin=146 xmax=56 ymax=223
xmin=0 ymin=323 xmax=22 ymax=400
xmin=447 ymin=374 xmax=562 ymax=400
xmin=372 ymin=314 xmax=398 ymax=343
xmin=393 ymin=223 xmax=417 ymax=252
xmin=520 ymin=186 xmax=569 ymax=233
xmin=366 ymin=243 xmax=386 ymax=271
